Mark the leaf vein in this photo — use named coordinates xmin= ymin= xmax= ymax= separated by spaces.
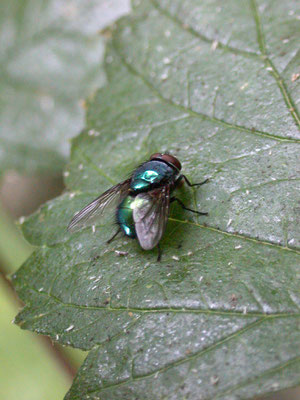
xmin=111 ymin=38 xmax=300 ymax=143
xmin=150 ymin=0 xmax=261 ymax=59
xmin=212 ymin=356 xmax=300 ymax=399
xmin=26 ymin=288 xmax=300 ymax=318
xmin=88 ymin=318 xmax=267 ymax=394
xmin=250 ymin=0 xmax=300 ymax=128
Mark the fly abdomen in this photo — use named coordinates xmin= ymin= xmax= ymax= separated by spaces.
xmin=116 ymin=196 xmax=137 ymax=238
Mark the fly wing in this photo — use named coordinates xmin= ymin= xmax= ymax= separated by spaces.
xmin=132 ymin=185 xmax=170 ymax=250
xmin=68 ymin=179 xmax=131 ymax=232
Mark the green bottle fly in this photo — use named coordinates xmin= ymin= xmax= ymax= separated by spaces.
xmin=68 ymin=152 xmax=209 ymax=261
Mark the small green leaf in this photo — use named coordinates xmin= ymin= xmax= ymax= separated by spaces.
xmin=14 ymin=0 xmax=300 ymax=399
xmin=0 ymin=0 xmax=130 ymax=174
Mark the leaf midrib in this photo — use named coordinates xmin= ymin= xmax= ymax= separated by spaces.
xmin=23 ymin=288 xmax=300 ymax=318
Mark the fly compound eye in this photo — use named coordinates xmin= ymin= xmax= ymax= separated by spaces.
xmin=160 ymin=154 xmax=182 ymax=171
xmin=150 ymin=152 xmax=163 ymax=160
xmin=150 ymin=152 xmax=182 ymax=171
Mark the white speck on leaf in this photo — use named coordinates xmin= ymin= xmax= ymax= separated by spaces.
xmin=240 ymin=82 xmax=249 ymax=90
xmin=115 ymin=250 xmax=128 ymax=256
xmin=211 ymin=40 xmax=218 ymax=51
xmin=210 ymin=375 xmax=219 ymax=385
xmin=65 ymin=325 xmax=74 ymax=332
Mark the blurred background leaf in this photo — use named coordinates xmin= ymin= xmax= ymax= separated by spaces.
xmin=0 ymin=0 xmax=130 ymax=175
xmin=0 ymin=277 xmax=70 ymax=400
xmin=0 ymin=1 xmax=130 ymax=399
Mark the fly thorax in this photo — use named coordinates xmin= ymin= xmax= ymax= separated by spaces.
xmin=131 ymin=160 xmax=177 ymax=193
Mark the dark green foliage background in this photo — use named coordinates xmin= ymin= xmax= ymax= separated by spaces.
xmin=13 ymin=0 xmax=300 ymax=399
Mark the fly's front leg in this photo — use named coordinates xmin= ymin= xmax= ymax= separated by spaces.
xmin=181 ymin=175 xmax=209 ymax=187
xmin=171 ymin=197 xmax=208 ymax=216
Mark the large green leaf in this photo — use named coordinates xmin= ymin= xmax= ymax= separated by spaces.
xmin=0 ymin=0 xmax=130 ymax=174
xmin=13 ymin=0 xmax=300 ymax=399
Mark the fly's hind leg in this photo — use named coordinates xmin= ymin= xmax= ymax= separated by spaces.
xmin=171 ymin=197 xmax=208 ymax=216
xmin=157 ymin=243 xmax=162 ymax=262
xmin=107 ymin=227 xmax=121 ymax=244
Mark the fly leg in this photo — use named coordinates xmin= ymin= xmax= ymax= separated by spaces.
xmin=171 ymin=197 xmax=208 ymax=216
xmin=107 ymin=227 xmax=121 ymax=244
xmin=181 ymin=175 xmax=209 ymax=187
xmin=157 ymin=243 xmax=162 ymax=262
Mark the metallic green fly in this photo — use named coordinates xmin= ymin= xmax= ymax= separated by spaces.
xmin=68 ymin=153 xmax=208 ymax=260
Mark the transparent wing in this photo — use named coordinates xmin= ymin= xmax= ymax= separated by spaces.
xmin=68 ymin=179 xmax=131 ymax=232
xmin=133 ymin=185 xmax=170 ymax=250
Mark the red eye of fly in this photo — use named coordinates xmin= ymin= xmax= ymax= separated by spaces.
xmin=161 ymin=154 xmax=181 ymax=171
xmin=150 ymin=152 xmax=163 ymax=160
xmin=150 ymin=152 xmax=181 ymax=171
